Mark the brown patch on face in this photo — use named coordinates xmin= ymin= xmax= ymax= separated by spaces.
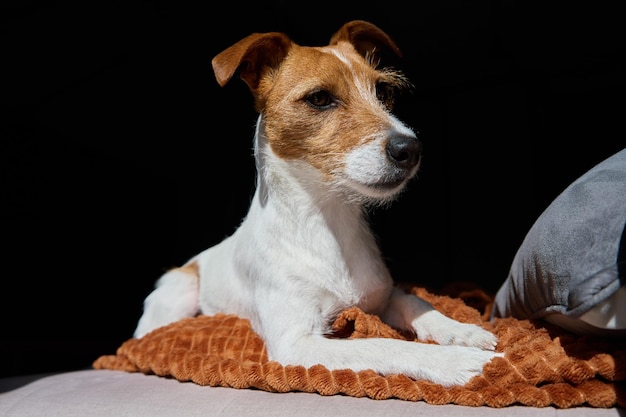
xmin=256 ymin=42 xmax=404 ymax=179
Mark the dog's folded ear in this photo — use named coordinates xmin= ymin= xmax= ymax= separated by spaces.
xmin=212 ymin=32 xmax=292 ymax=90
xmin=212 ymin=20 xmax=401 ymax=92
xmin=329 ymin=20 xmax=402 ymax=62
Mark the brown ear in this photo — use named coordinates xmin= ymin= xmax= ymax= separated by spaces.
xmin=329 ymin=20 xmax=402 ymax=60
xmin=211 ymin=32 xmax=293 ymax=90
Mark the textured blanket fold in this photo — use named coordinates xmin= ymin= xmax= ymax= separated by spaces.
xmin=93 ymin=286 xmax=625 ymax=408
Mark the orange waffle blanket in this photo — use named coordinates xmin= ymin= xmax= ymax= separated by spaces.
xmin=93 ymin=286 xmax=625 ymax=408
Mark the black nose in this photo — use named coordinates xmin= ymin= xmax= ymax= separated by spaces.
xmin=386 ymin=133 xmax=422 ymax=169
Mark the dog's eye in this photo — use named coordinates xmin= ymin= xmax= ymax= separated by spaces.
xmin=304 ymin=90 xmax=336 ymax=110
xmin=375 ymin=82 xmax=396 ymax=109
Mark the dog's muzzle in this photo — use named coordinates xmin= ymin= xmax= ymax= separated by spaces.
xmin=343 ymin=130 xmax=422 ymax=198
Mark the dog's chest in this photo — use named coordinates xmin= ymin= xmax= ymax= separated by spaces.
xmin=285 ymin=205 xmax=394 ymax=315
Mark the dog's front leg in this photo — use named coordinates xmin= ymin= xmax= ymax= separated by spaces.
xmin=257 ymin=285 xmax=500 ymax=387
xmin=382 ymin=287 xmax=498 ymax=350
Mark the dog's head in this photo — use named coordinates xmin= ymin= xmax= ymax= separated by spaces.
xmin=212 ymin=20 xmax=421 ymax=205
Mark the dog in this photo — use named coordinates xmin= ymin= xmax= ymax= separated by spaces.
xmin=134 ymin=20 xmax=500 ymax=387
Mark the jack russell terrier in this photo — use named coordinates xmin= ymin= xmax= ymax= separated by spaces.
xmin=134 ymin=20 xmax=500 ymax=387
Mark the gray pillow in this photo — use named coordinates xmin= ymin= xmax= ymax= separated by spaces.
xmin=491 ymin=148 xmax=626 ymax=337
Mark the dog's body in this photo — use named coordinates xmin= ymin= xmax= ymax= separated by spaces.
xmin=134 ymin=20 xmax=500 ymax=387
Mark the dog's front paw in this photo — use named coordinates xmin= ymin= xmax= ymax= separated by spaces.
xmin=424 ymin=346 xmax=503 ymax=387
xmin=434 ymin=321 xmax=498 ymax=351
xmin=412 ymin=310 xmax=498 ymax=350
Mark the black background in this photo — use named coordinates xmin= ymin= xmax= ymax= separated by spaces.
xmin=2 ymin=2 xmax=624 ymax=378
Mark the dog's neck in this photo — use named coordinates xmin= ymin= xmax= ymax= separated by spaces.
xmin=249 ymin=115 xmax=392 ymax=307
xmin=253 ymin=115 xmax=366 ymax=225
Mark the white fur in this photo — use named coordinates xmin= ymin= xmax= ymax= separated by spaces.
xmin=134 ymin=26 xmax=501 ymax=387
